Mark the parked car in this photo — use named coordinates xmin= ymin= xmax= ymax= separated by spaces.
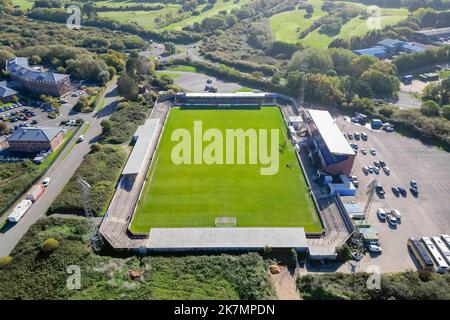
xmin=347 ymin=133 xmax=353 ymax=140
xmin=410 ymin=180 xmax=417 ymax=189
xmin=370 ymin=148 xmax=376 ymax=155
xmin=374 ymin=161 xmax=380 ymax=167
xmin=391 ymin=209 xmax=402 ymax=220
xmin=383 ymin=166 xmax=390 ymax=174
xmin=410 ymin=187 xmax=419 ymax=196
xmin=377 ymin=208 xmax=387 ymax=220
xmin=352 ymin=251 xmax=362 ymax=261
xmin=398 ymin=186 xmax=407 ymax=197
xmin=368 ymin=166 xmax=374 ymax=173
xmin=361 ymin=132 xmax=368 ymax=140
xmin=373 ymin=167 xmax=379 ymax=174
xmin=361 ymin=149 xmax=367 ymax=155
xmin=391 ymin=186 xmax=400 ymax=196
xmin=354 ymin=132 xmax=360 ymax=140
xmin=376 ymin=184 xmax=385 ymax=195
xmin=368 ymin=244 xmax=382 ymax=253
xmin=362 ymin=166 xmax=369 ymax=174
xmin=387 ymin=214 xmax=398 ymax=226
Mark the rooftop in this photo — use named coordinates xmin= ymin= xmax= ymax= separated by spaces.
xmin=415 ymin=27 xmax=450 ymax=37
xmin=353 ymin=47 xmax=386 ymax=57
xmin=122 ymin=118 xmax=160 ymax=176
xmin=6 ymin=57 xmax=69 ymax=83
xmin=306 ymin=109 xmax=355 ymax=155
xmin=182 ymin=92 xmax=268 ymax=98
xmin=378 ymin=38 xmax=406 ymax=48
xmin=7 ymin=127 xmax=62 ymax=143
xmin=147 ymin=227 xmax=308 ymax=250
xmin=0 ymin=81 xmax=18 ymax=98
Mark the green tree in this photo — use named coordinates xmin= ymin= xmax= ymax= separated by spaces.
xmin=100 ymin=119 xmax=112 ymax=134
xmin=288 ymin=47 xmax=333 ymax=74
xmin=117 ymin=74 xmax=138 ymax=101
xmin=420 ymin=100 xmax=440 ymax=117
xmin=441 ymin=105 xmax=450 ymax=120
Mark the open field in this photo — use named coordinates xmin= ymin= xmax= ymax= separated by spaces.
xmin=130 ymin=106 xmax=321 ymax=234
xmin=97 ymin=0 xmax=251 ymax=31
xmin=270 ymin=0 xmax=408 ymax=46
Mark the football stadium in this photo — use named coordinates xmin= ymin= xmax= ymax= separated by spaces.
xmin=129 ymin=105 xmax=322 ymax=234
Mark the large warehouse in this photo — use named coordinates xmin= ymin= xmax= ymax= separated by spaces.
xmin=414 ymin=27 xmax=450 ymax=43
xmin=302 ymin=109 xmax=356 ymax=176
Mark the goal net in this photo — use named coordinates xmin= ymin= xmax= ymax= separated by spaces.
xmin=215 ymin=217 xmax=237 ymax=228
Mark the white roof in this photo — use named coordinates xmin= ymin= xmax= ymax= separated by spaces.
xmin=289 ymin=116 xmax=303 ymax=123
xmin=122 ymin=118 xmax=159 ymax=176
xmin=147 ymin=228 xmax=307 ymax=249
xmin=183 ymin=92 xmax=268 ymax=98
xmin=307 ymin=109 xmax=355 ymax=155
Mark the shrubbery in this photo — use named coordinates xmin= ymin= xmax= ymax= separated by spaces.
xmin=298 ymin=272 xmax=450 ymax=300
xmin=48 ymin=146 xmax=127 ymax=216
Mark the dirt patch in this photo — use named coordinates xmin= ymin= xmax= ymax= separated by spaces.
xmin=269 ymin=266 xmax=301 ymax=300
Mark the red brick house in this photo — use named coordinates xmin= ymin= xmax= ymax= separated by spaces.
xmin=6 ymin=57 xmax=71 ymax=97
xmin=7 ymin=127 xmax=64 ymax=153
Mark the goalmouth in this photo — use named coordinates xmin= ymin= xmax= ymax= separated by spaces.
xmin=215 ymin=217 xmax=237 ymax=228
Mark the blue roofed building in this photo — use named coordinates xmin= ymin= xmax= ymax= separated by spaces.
xmin=353 ymin=39 xmax=426 ymax=59
xmin=353 ymin=46 xmax=387 ymax=58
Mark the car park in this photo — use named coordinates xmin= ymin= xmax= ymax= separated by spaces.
xmin=377 ymin=208 xmax=387 ymax=220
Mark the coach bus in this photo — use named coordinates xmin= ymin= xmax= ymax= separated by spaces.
xmin=421 ymin=237 xmax=449 ymax=273
xmin=432 ymin=236 xmax=450 ymax=265
xmin=408 ymin=238 xmax=434 ymax=271
xmin=442 ymin=234 xmax=450 ymax=250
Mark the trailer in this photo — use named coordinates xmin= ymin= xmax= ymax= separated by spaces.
xmin=26 ymin=184 xmax=45 ymax=202
xmin=8 ymin=199 xmax=33 ymax=223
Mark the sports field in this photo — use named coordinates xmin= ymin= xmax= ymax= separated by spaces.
xmin=129 ymin=106 xmax=322 ymax=234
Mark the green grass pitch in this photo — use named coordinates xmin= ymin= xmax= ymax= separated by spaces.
xmin=129 ymin=106 xmax=322 ymax=234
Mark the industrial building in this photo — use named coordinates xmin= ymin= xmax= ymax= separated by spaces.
xmin=353 ymin=39 xmax=425 ymax=59
xmin=302 ymin=109 xmax=356 ymax=176
xmin=414 ymin=27 xmax=450 ymax=44
xmin=7 ymin=127 xmax=63 ymax=153
xmin=6 ymin=57 xmax=71 ymax=96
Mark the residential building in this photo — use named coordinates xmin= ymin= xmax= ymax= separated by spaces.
xmin=7 ymin=127 xmax=63 ymax=153
xmin=6 ymin=57 xmax=71 ymax=96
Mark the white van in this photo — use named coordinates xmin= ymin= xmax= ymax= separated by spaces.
xmin=391 ymin=209 xmax=402 ymax=220
xmin=377 ymin=208 xmax=387 ymax=220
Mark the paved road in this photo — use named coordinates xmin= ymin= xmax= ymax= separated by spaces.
xmin=0 ymin=79 xmax=119 ymax=256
